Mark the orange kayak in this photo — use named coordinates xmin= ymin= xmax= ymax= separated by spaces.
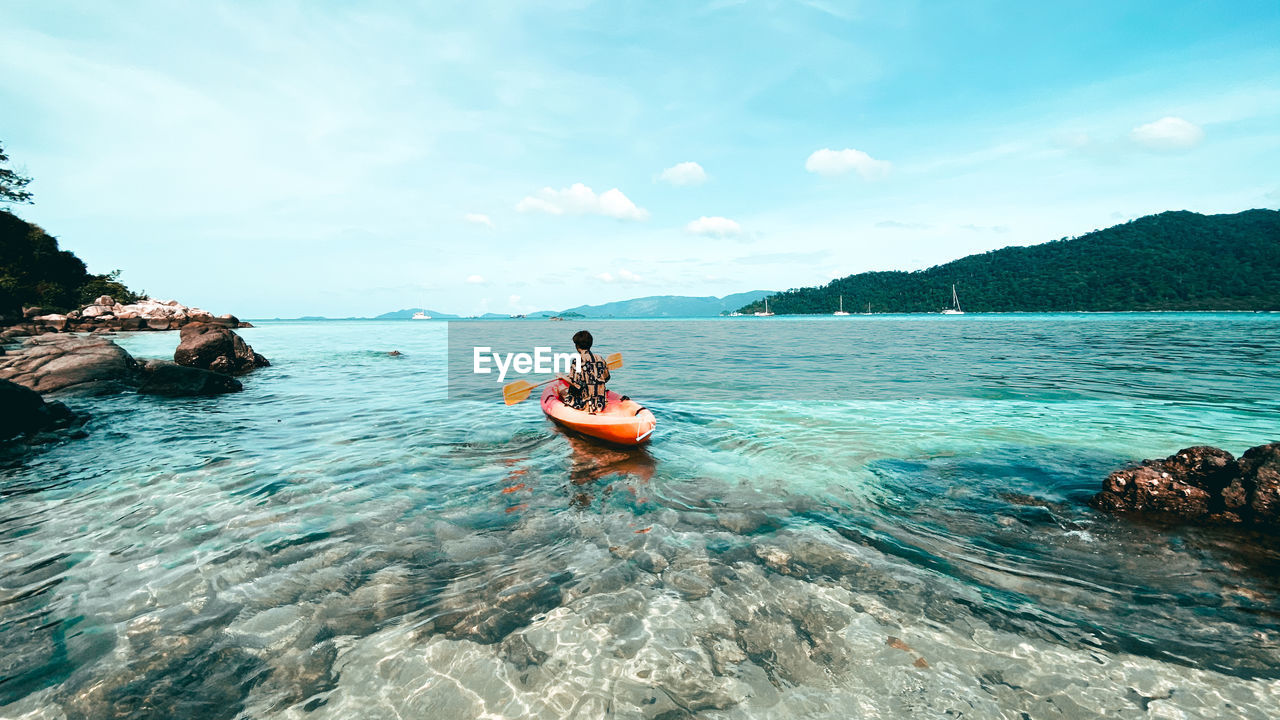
xmin=540 ymin=379 xmax=656 ymax=446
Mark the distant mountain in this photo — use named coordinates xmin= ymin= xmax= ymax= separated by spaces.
xmin=737 ymin=209 xmax=1280 ymax=314
xmin=374 ymin=308 xmax=460 ymax=319
xmin=538 ymin=290 xmax=775 ymax=318
xmin=373 ymin=291 xmax=777 ymax=320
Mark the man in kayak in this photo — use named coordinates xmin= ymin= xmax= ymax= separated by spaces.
xmin=558 ymin=330 xmax=611 ymax=413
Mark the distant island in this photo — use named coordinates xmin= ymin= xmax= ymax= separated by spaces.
xmin=375 ymin=309 xmax=461 ymax=319
xmin=373 ymin=291 xmax=775 ymax=320
xmin=737 ymin=209 xmax=1280 ymax=314
xmin=538 ymin=290 xmax=773 ymax=318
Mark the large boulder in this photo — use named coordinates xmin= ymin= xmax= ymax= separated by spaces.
xmin=173 ymin=323 xmax=269 ymax=375
xmin=1093 ymin=444 xmax=1280 ymax=526
xmin=0 ymin=378 xmax=81 ymax=441
xmin=138 ymin=362 xmax=243 ymax=396
xmin=0 ymin=335 xmax=140 ymax=395
xmin=1091 ymin=446 xmax=1237 ymax=520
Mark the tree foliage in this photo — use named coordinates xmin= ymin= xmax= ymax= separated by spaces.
xmin=737 ymin=209 xmax=1280 ymax=314
xmin=0 ymin=142 xmax=34 ymax=206
xmin=1 ymin=143 xmax=144 ymax=318
xmin=1 ymin=211 xmax=145 ymax=317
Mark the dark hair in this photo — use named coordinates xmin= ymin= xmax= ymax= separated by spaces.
xmin=572 ymin=330 xmax=593 ymax=350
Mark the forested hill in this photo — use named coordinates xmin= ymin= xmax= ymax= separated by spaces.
xmin=1 ymin=210 xmax=143 ymax=319
xmin=737 ymin=209 xmax=1280 ymax=314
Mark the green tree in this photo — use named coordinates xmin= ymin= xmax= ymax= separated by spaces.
xmin=79 ymin=269 xmax=146 ymax=306
xmin=0 ymin=142 xmax=34 ymax=206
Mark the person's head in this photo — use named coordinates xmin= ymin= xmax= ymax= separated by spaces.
xmin=572 ymin=330 xmax=593 ymax=351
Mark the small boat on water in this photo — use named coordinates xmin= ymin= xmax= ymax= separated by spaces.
xmin=941 ymin=285 xmax=964 ymax=315
xmin=834 ymin=296 xmax=850 ymax=316
xmin=754 ymin=298 xmax=775 ymax=317
xmin=541 ymin=379 xmax=656 ymax=446
xmin=412 ymin=310 xmax=431 ymax=320
xmin=862 ymin=302 xmax=872 ymax=315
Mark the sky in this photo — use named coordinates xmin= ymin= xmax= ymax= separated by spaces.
xmin=1 ymin=1 xmax=1278 ymax=318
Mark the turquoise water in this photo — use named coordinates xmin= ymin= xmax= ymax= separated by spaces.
xmin=2 ymin=314 xmax=1279 ymax=719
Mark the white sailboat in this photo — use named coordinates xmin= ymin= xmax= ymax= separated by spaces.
xmin=862 ymin=301 xmax=872 ymax=315
xmin=941 ymin=285 xmax=964 ymax=315
xmin=412 ymin=305 xmax=431 ymax=320
xmin=754 ymin=298 xmax=774 ymax=317
xmin=834 ymin=295 xmax=850 ymax=316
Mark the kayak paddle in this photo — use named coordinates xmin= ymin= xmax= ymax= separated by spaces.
xmin=502 ymin=352 xmax=623 ymax=405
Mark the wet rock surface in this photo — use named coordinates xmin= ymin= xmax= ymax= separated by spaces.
xmin=1092 ymin=443 xmax=1280 ymax=526
xmin=137 ymin=361 xmax=244 ymax=396
xmin=0 ymin=378 xmax=84 ymax=441
xmin=174 ymin=323 xmax=270 ymax=375
xmin=0 ymin=334 xmax=140 ymax=395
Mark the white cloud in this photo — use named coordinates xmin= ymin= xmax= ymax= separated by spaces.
xmin=463 ymin=212 xmax=494 ymax=228
xmin=466 ymin=274 xmax=486 ymax=284
xmin=595 ymin=269 xmax=642 ymax=283
xmin=686 ymin=215 xmax=742 ymax=237
xmin=1130 ymin=116 xmax=1204 ymax=152
xmin=514 ymin=195 xmax=561 ymax=214
xmin=515 ymin=182 xmax=649 ymax=220
xmin=659 ymin=161 xmax=707 ymax=186
xmin=875 ymin=220 xmax=930 ymax=229
xmin=805 ymin=148 xmax=891 ymax=178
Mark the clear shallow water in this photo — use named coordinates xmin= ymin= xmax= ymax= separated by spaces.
xmin=2 ymin=314 xmax=1279 ymax=719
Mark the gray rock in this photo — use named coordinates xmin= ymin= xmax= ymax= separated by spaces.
xmin=0 ymin=335 xmax=139 ymax=395
xmin=174 ymin=322 xmax=269 ymax=375
xmin=138 ymin=362 xmax=243 ymax=396
xmin=0 ymin=378 xmax=81 ymax=440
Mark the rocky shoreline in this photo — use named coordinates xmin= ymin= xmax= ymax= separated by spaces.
xmin=3 ymin=295 xmax=250 ymax=342
xmin=1092 ymin=443 xmax=1280 ymax=527
xmin=1 ymin=321 xmax=269 ymax=444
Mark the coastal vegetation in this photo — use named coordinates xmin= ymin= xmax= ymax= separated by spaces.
xmin=738 ymin=209 xmax=1280 ymax=314
xmin=1 ymin=145 xmax=144 ymax=318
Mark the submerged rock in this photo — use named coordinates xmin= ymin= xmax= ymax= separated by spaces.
xmin=0 ymin=378 xmax=82 ymax=441
xmin=174 ymin=323 xmax=270 ymax=375
xmin=138 ymin=362 xmax=244 ymax=396
xmin=1091 ymin=444 xmax=1280 ymax=526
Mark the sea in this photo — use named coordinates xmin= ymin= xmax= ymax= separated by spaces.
xmin=2 ymin=313 xmax=1278 ymax=719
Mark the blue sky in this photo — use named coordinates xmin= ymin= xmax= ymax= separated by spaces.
xmin=1 ymin=1 xmax=1277 ymax=317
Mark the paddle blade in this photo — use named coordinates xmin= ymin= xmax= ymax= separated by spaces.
xmin=606 ymin=352 xmax=623 ymax=370
xmin=502 ymin=380 xmax=537 ymax=405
